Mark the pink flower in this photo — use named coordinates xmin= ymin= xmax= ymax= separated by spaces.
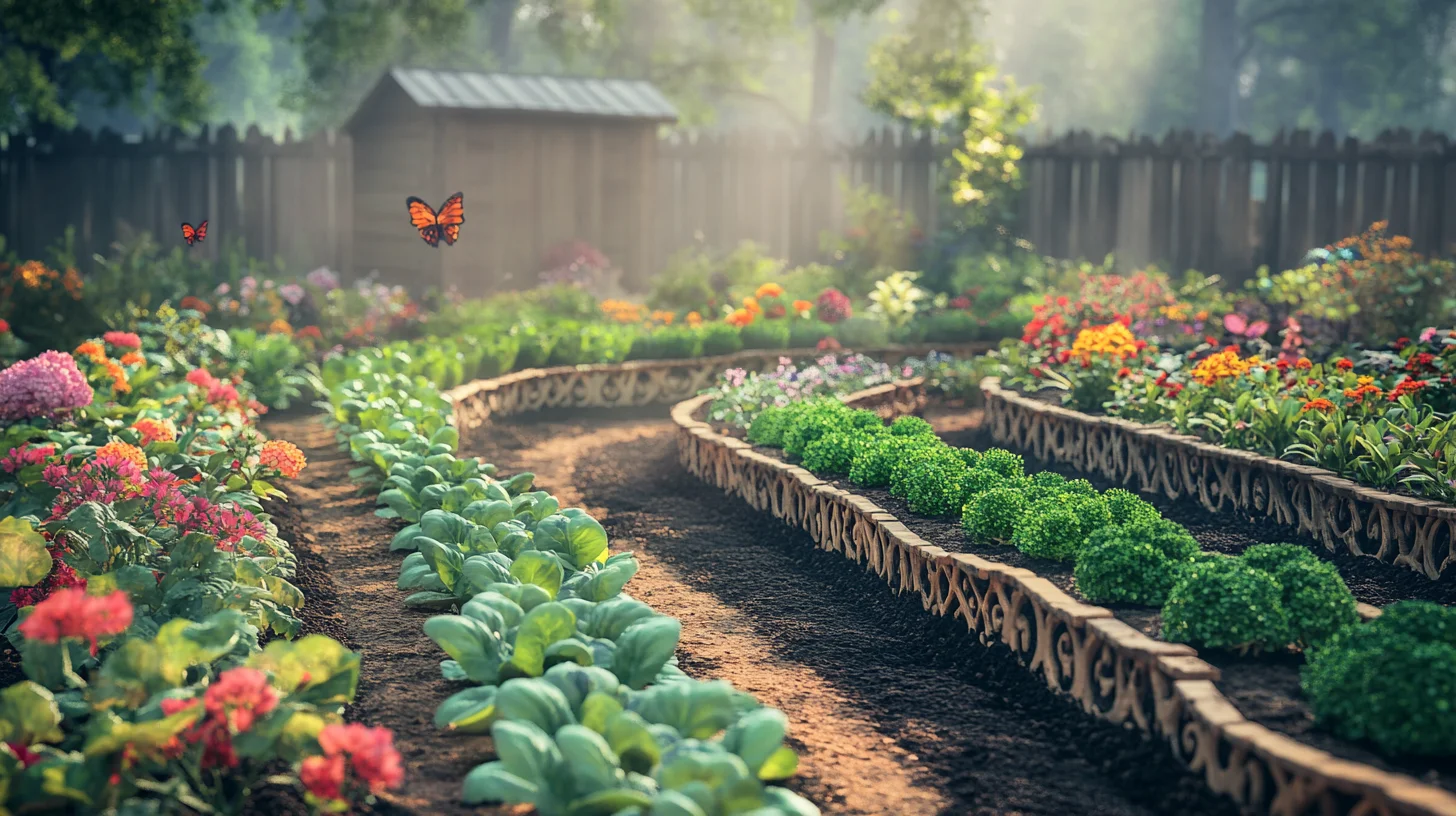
xmin=301 ymin=754 xmax=347 ymax=802
xmin=186 ymin=368 xmax=218 ymax=389
xmin=306 ymin=267 xmax=340 ymax=292
xmin=102 ymin=331 xmax=141 ymax=350
xmin=1421 ymin=327 xmax=1438 ymax=343
xmin=0 ymin=352 xmax=94 ymax=421
xmin=1 ymin=443 xmax=56 ymax=474
xmin=815 ymin=288 xmax=852 ymax=324
xmin=316 ymin=723 xmax=404 ymax=793
xmin=279 ymin=283 xmax=305 ymax=306
xmin=204 ymin=668 xmax=279 ymax=733
xmin=18 ymin=589 xmax=133 ymax=655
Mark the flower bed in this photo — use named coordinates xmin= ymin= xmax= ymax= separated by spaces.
xmin=673 ymin=383 xmax=1456 ymax=816
xmin=0 ymin=340 xmax=399 ymax=811
xmin=319 ymin=349 xmax=823 ymax=814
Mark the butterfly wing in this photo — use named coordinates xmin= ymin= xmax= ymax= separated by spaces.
xmin=435 ymin=192 xmax=464 ymax=246
xmin=195 ymin=220 xmax=208 ymax=243
xmin=407 ymin=196 xmax=442 ymax=247
xmin=181 ymin=223 xmax=197 ymax=245
xmin=1247 ymin=321 xmax=1269 ymax=338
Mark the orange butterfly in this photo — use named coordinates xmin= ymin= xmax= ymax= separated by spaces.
xmin=180 ymin=220 xmax=208 ymax=246
xmin=406 ymin=192 xmax=465 ymax=247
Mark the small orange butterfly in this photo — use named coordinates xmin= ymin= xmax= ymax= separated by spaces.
xmin=181 ymin=221 xmax=208 ymax=246
xmin=406 ymin=193 xmax=465 ymax=247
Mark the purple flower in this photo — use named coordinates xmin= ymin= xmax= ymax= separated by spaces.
xmin=0 ymin=351 xmax=95 ymax=422
xmin=279 ymin=283 xmax=305 ymax=306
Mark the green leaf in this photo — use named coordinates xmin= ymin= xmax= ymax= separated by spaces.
xmin=424 ymin=615 xmax=504 ymax=684
xmin=0 ymin=681 xmax=63 ymax=745
xmin=495 ymin=679 xmax=576 ymax=735
xmin=434 ymin=686 xmax=498 ymax=733
xmin=461 ymin=762 xmax=539 ymax=806
xmin=0 ymin=516 xmax=53 ymax=588
xmin=603 ymin=710 xmax=661 ymax=775
xmin=611 ymin=617 xmax=681 ymax=689
xmin=510 ymin=602 xmax=578 ymax=677
xmin=511 ymin=551 xmax=564 ymax=599
xmin=556 ymin=724 xmax=623 ymax=795
xmin=580 ymin=691 xmax=624 ymax=734
xmin=418 ymin=537 xmax=465 ymax=592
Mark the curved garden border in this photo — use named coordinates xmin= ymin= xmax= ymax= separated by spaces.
xmin=978 ymin=377 xmax=1456 ymax=580
xmin=672 ymin=382 xmax=1456 ymax=816
xmin=445 ymin=343 xmax=985 ymax=430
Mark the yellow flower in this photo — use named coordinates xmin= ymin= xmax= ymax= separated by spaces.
xmin=1070 ymin=322 xmax=1139 ymax=361
xmin=268 ymin=319 xmax=294 ymax=336
xmin=1190 ymin=348 xmax=1257 ymax=386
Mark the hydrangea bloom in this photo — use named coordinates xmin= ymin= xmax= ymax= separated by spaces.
xmin=0 ymin=351 xmax=95 ymax=422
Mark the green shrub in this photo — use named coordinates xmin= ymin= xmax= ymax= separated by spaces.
xmin=1021 ymin=472 xmax=1096 ymax=503
xmin=782 ymin=400 xmax=852 ymax=457
xmin=1241 ymin=545 xmax=1356 ymax=648
xmin=1103 ymin=488 xmax=1160 ymax=526
xmin=889 ymin=443 xmax=954 ymax=498
xmin=700 ymin=323 xmax=744 ymax=356
xmin=834 ymin=315 xmax=890 ymax=349
xmin=747 ymin=406 xmax=791 ymax=447
xmin=888 ymin=415 xmax=935 ymax=438
xmin=1161 ymin=559 xmax=1289 ymax=652
xmin=850 ymin=434 xmax=939 ymax=488
xmin=1010 ymin=494 xmax=1112 ymax=561
xmin=514 ymin=326 xmax=555 ymax=368
xmin=921 ymin=310 xmax=982 ymax=343
xmin=963 ymin=486 xmax=1028 ymax=541
xmin=741 ymin=320 xmax=791 ymax=350
xmin=1302 ymin=601 xmax=1456 ymax=757
xmin=902 ymin=450 xmax=970 ymax=516
xmin=962 ymin=467 xmax=1008 ymax=498
xmin=788 ymin=319 xmax=834 ymax=349
xmin=976 ymin=449 xmax=1024 ymax=479
xmin=847 ymin=409 xmax=886 ymax=432
xmin=953 ymin=447 xmax=980 ymax=469
xmin=802 ymin=430 xmax=874 ymax=476
xmin=628 ymin=325 xmax=704 ymax=360
xmin=1075 ymin=518 xmax=1198 ymax=605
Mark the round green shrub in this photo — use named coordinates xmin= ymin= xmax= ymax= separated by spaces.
xmin=1075 ymin=536 xmax=1182 ymax=606
xmin=1010 ymin=494 xmax=1112 ymax=561
xmin=889 ymin=443 xmax=954 ymax=498
xmin=1239 ymin=542 xmax=1317 ymax=575
xmin=963 ymin=486 xmax=1028 ymax=541
xmin=741 ymin=320 xmax=791 ymax=350
xmin=921 ymin=310 xmax=982 ymax=343
xmin=953 ymin=447 xmax=981 ymax=469
xmin=1161 ymin=558 xmax=1290 ymax=652
xmin=1102 ymin=488 xmax=1160 ymax=526
xmin=1302 ymin=601 xmax=1456 ymax=757
xmin=700 ymin=323 xmax=744 ymax=356
xmin=1083 ymin=517 xmax=1199 ymax=562
xmin=788 ymin=319 xmax=834 ymax=349
xmin=801 ymin=430 xmax=874 ymax=476
xmin=888 ymin=415 xmax=935 ymax=438
xmin=962 ymin=467 xmax=1008 ymax=498
xmin=902 ymin=451 xmax=970 ymax=516
xmin=847 ymin=409 xmax=886 ymax=432
xmin=1021 ymin=472 xmax=1096 ymax=503
xmin=781 ymin=400 xmax=852 ymax=457
xmin=834 ymin=316 xmax=890 ymax=349
xmin=976 ymin=448 xmax=1025 ymax=479
xmin=746 ymin=406 xmax=791 ymax=447
xmin=848 ymin=435 xmax=939 ymax=488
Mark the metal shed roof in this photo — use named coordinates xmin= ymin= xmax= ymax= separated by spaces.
xmin=384 ymin=69 xmax=679 ymax=121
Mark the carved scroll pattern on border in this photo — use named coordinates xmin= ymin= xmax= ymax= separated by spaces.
xmin=980 ymin=378 xmax=1456 ymax=579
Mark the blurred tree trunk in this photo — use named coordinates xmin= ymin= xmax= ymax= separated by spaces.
xmin=810 ymin=23 xmax=837 ymax=127
xmin=1198 ymin=0 xmax=1238 ymax=135
xmin=489 ymin=0 xmax=522 ymax=70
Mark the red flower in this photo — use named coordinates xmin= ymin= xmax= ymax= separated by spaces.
xmin=0 ymin=319 xmax=9 ymax=334
xmin=18 ymin=589 xmax=132 ymax=655
xmin=1301 ymin=398 xmax=1336 ymax=413
xmin=1116 ymin=367 xmax=1131 ymax=378
xmin=204 ymin=668 xmax=279 ymax=733
xmin=102 ymin=331 xmax=142 ymax=350
xmin=316 ymin=723 xmax=404 ymax=794
xmin=1395 ymin=337 xmax=1412 ymax=350
xmin=301 ymin=754 xmax=347 ymax=802
xmin=1295 ymin=357 xmax=1313 ymax=370
xmin=1406 ymin=352 xmax=1437 ymax=373
xmin=1335 ymin=358 xmax=1354 ymax=371
xmin=186 ymin=368 xmax=218 ymax=389
xmin=5 ymin=742 xmax=42 ymax=768
xmin=1389 ymin=377 xmax=1429 ymax=401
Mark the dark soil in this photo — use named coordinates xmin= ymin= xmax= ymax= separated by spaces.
xmin=474 ymin=412 xmax=1239 ymax=816
xmin=711 ymin=405 xmax=1456 ymax=795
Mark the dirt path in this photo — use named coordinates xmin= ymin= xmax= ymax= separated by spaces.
xmin=267 ymin=415 xmax=503 ymax=816
xmin=472 ymin=415 xmax=1238 ymax=816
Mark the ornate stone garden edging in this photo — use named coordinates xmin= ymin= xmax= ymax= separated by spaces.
xmin=444 ymin=343 xmax=985 ymax=432
xmin=978 ymin=377 xmax=1456 ymax=580
xmin=673 ymin=384 xmax=1456 ymax=816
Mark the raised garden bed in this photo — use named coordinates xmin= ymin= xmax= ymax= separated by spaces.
xmin=674 ymin=382 xmax=1456 ymax=816
xmin=980 ymin=377 xmax=1456 ymax=580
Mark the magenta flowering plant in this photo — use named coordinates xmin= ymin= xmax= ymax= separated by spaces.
xmin=0 ymin=351 xmax=94 ymax=423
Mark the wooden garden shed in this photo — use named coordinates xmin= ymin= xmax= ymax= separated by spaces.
xmin=345 ymin=68 xmax=678 ymax=296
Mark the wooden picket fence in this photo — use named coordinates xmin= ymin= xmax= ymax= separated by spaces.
xmin=1020 ymin=129 xmax=1456 ymax=282
xmin=0 ymin=125 xmax=351 ymax=274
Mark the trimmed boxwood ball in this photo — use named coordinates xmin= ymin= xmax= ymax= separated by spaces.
xmin=1241 ymin=545 xmax=1357 ymax=648
xmin=847 ymin=409 xmax=886 ymax=432
xmin=801 ymin=430 xmax=873 ymax=476
xmin=849 ymin=434 xmax=938 ymax=487
xmin=954 ymin=447 xmax=981 ymax=469
xmin=889 ymin=443 xmax=954 ymax=498
xmin=976 ymin=448 xmax=1024 ymax=479
xmin=1021 ymin=472 xmax=1096 ymax=503
xmin=781 ymin=400 xmax=852 ymax=457
xmin=1010 ymin=494 xmax=1112 ymax=561
xmin=961 ymin=467 xmax=1007 ymax=498
xmin=1302 ymin=601 xmax=1456 ymax=757
xmin=700 ymin=322 xmax=744 ymax=356
xmin=1102 ymin=488 xmax=1161 ymax=526
xmin=1161 ymin=558 xmax=1290 ymax=652
xmin=1082 ymin=517 xmax=1199 ymax=562
xmin=888 ymin=415 xmax=935 ymax=438
xmin=747 ymin=405 xmax=791 ymax=447
xmin=902 ymin=450 xmax=970 ymax=516
xmin=1075 ymin=518 xmax=1198 ymax=605
xmin=963 ymin=485 xmax=1028 ymax=541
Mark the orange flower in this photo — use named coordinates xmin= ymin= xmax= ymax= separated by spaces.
xmin=267 ymin=319 xmax=293 ymax=336
xmin=120 ymin=351 xmax=145 ymax=366
xmin=685 ymin=311 xmax=703 ymax=328
xmin=1334 ymin=358 xmax=1354 ymax=371
xmin=180 ymin=296 xmax=211 ymax=314
xmin=1294 ymin=357 xmax=1312 ymax=370
xmin=650 ymin=310 xmax=675 ymax=325
xmin=103 ymin=360 xmax=131 ymax=393
xmin=742 ymin=297 xmax=761 ymax=315
xmin=755 ymin=282 xmax=784 ymax=299
xmin=74 ymin=341 xmax=106 ymax=364
xmin=726 ymin=308 xmax=754 ymax=327
xmin=259 ymin=439 xmax=307 ymax=479
xmin=1301 ymin=398 xmax=1336 ymax=413
xmin=296 ymin=325 xmax=323 ymax=341
xmin=95 ymin=440 xmax=147 ymax=471
xmin=131 ymin=418 xmax=177 ymax=446
xmin=792 ymin=299 xmax=813 ymax=315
